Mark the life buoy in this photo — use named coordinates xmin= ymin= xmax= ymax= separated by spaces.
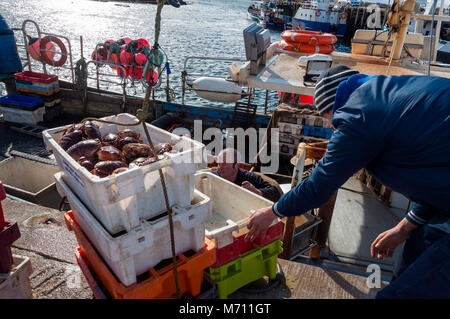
xmin=91 ymin=45 xmax=108 ymax=64
xmin=340 ymin=12 xmax=347 ymax=19
xmin=39 ymin=36 xmax=68 ymax=67
xmin=27 ymin=37 xmax=55 ymax=62
xmin=281 ymin=30 xmax=337 ymax=45
xmin=135 ymin=38 xmax=150 ymax=50
xmin=279 ymin=39 xmax=335 ymax=54
xmin=315 ymin=10 xmax=321 ymax=17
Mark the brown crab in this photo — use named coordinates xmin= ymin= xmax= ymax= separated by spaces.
xmin=117 ymin=129 xmax=141 ymax=140
xmin=78 ymin=156 xmax=97 ymax=172
xmin=115 ymin=136 xmax=142 ymax=151
xmin=122 ymin=143 xmax=153 ymax=162
xmin=97 ymin=145 xmax=125 ymax=162
xmin=92 ymin=161 xmax=127 ymax=178
xmin=82 ymin=121 xmax=102 ymax=140
xmin=101 ymin=133 xmax=119 ymax=146
xmin=67 ymin=139 xmax=102 ymax=162
xmin=58 ymin=130 xmax=83 ymax=151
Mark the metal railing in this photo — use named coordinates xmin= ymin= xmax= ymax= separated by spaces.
xmin=12 ymin=20 xmax=75 ymax=84
xmin=11 ymin=20 xmax=140 ymax=110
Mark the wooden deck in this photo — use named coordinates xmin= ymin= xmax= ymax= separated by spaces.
xmin=230 ymin=258 xmax=389 ymax=299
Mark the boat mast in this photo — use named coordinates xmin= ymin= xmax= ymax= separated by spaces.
xmin=388 ymin=0 xmax=417 ymax=61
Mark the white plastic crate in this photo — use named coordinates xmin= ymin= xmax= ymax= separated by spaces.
xmin=55 ymin=172 xmax=211 ymax=287
xmin=277 ymin=122 xmax=302 ymax=136
xmin=279 ymin=132 xmax=301 ymax=145
xmin=43 ymin=113 xmax=206 ymax=234
xmin=0 ymin=106 xmax=44 ymax=125
xmin=194 ymin=171 xmax=278 ymax=249
xmin=0 ymin=255 xmax=33 ymax=299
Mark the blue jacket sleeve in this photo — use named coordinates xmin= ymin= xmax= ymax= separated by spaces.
xmin=405 ymin=202 xmax=438 ymax=226
xmin=273 ymin=117 xmax=384 ymax=218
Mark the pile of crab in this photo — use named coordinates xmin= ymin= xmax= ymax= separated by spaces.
xmin=57 ymin=121 xmax=177 ymax=178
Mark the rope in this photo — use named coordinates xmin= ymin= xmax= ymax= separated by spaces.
xmin=74 ymin=58 xmax=87 ymax=91
xmin=140 ymin=0 xmax=181 ymax=299
xmin=164 ymin=86 xmax=176 ymax=102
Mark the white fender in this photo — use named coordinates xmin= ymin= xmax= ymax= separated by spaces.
xmin=192 ymin=77 xmax=243 ymax=103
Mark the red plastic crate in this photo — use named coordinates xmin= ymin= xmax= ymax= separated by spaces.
xmin=0 ymin=181 xmax=6 ymax=230
xmin=299 ymin=94 xmax=314 ymax=104
xmin=65 ymin=211 xmax=216 ymax=299
xmin=14 ymin=71 xmax=58 ymax=84
xmin=0 ymin=181 xmax=21 ymax=273
xmin=213 ymin=220 xmax=283 ymax=267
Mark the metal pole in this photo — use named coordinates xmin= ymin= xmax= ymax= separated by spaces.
xmin=428 ymin=0 xmax=438 ymax=75
xmin=432 ymin=0 xmax=445 ymax=62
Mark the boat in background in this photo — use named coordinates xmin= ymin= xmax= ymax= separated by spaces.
xmin=247 ymin=1 xmax=262 ymax=21
xmin=292 ymin=0 xmax=348 ymax=36
xmin=258 ymin=1 xmax=291 ymax=30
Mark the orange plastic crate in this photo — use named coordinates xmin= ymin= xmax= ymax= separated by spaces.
xmin=74 ymin=247 xmax=108 ymax=299
xmin=65 ymin=211 xmax=216 ymax=299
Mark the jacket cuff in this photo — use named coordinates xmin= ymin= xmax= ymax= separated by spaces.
xmin=272 ymin=202 xmax=285 ymax=218
xmin=405 ymin=210 xmax=427 ymax=226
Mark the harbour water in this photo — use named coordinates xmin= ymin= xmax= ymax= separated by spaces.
xmin=0 ymin=0 xmax=350 ymax=111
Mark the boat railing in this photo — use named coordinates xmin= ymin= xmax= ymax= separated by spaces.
xmin=88 ymin=43 xmax=132 ymax=92
xmin=11 ymin=21 xmax=138 ymax=108
xmin=11 ymin=19 xmax=75 ymax=85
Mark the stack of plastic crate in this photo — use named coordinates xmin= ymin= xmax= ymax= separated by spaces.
xmin=0 ymin=93 xmax=45 ymax=125
xmin=0 ymin=182 xmax=32 ymax=299
xmin=14 ymin=71 xmax=62 ymax=122
xmin=195 ymin=172 xmax=283 ymax=299
xmin=277 ymin=110 xmax=333 ymax=158
xmin=46 ymin=113 xmax=217 ymax=298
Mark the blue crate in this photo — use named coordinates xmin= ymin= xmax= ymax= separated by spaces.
xmin=302 ymin=125 xmax=333 ymax=139
xmin=0 ymin=93 xmax=44 ymax=111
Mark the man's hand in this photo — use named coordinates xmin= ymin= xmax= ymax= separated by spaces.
xmin=370 ymin=218 xmax=418 ymax=260
xmin=245 ymin=206 xmax=278 ymax=242
xmin=242 ymin=181 xmax=263 ymax=196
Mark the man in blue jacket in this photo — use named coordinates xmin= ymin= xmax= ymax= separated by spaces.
xmin=246 ymin=65 xmax=450 ymax=298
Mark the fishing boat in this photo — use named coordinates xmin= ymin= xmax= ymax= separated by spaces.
xmin=258 ymin=1 xmax=290 ymax=30
xmin=1 ymin=0 xmax=449 ymax=299
xmin=292 ymin=0 xmax=349 ymax=36
xmin=248 ymin=1 xmax=262 ymax=22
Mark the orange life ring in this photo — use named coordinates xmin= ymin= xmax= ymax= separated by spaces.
xmin=27 ymin=37 xmax=56 ymax=62
xmin=315 ymin=10 xmax=321 ymax=17
xmin=279 ymin=39 xmax=335 ymax=54
xmin=340 ymin=12 xmax=347 ymax=19
xmin=39 ymin=36 xmax=68 ymax=67
xmin=281 ymin=30 xmax=337 ymax=45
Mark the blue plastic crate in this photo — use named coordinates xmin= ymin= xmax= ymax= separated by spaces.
xmin=302 ymin=125 xmax=333 ymax=139
xmin=0 ymin=93 xmax=44 ymax=111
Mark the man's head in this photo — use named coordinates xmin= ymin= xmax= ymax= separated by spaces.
xmin=314 ymin=65 xmax=359 ymax=119
xmin=217 ymin=148 xmax=240 ymax=182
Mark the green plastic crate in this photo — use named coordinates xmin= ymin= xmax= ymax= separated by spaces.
xmin=206 ymin=239 xmax=283 ymax=299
